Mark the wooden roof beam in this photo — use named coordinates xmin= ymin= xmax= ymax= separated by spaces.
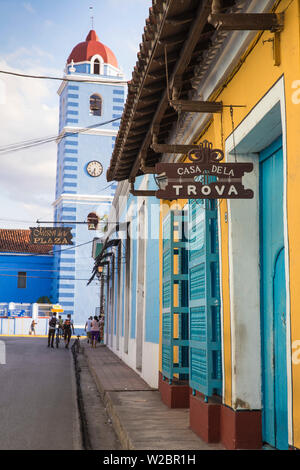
xmin=147 ymin=71 xmax=168 ymax=81
xmin=209 ymin=13 xmax=284 ymax=32
xmin=143 ymin=81 xmax=167 ymax=93
xmin=165 ymin=11 xmax=195 ymax=27
xmin=139 ymin=92 xmax=164 ymax=104
xmin=135 ymin=104 xmax=158 ymax=117
xmin=131 ymin=118 xmax=152 ymax=129
xmin=170 ymin=99 xmax=223 ymax=113
xmin=123 ymin=143 xmax=141 ymax=151
xmin=151 ymin=143 xmax=200 ymax=154
xmin=128 ymin=128 xmax=148 ymax=137
xmin=126 ymin=136 xmax=144 ymax=144
xmin=152 ymin=50 xmax=178 ymax=66
xmin=159 ymin=32 xmax=189 ymax=47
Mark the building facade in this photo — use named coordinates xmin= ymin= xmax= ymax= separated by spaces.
xmin=94 ymin=176 xmax=160 ymax=388
xmin=0 ymin=229 xmax=53 ymax=303
xmin=52 ymin=30 xmax=127 ymax=329
xmin=100 ymin=0 xmax=300 ymax=450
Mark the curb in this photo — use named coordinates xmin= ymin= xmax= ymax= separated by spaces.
xmin=0 ymin=334 xmax=48 ymax=338
xmin=82 ymin=345 xmax=135 ymax=450
xmin=0 ymin=335 xmax=79 ymax=338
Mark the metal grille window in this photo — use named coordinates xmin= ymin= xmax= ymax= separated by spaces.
xmin=17 ymin=272 xmax=26 ymax=289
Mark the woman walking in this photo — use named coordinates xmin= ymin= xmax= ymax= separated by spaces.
xmin=29 ymin=319 xmax=37 ymax=336
xmin=90 ymin=316 xmax=100 ymax=348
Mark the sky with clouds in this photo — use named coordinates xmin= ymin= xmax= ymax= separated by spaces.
xmin=0 ymin=0 xmax=150 ymax=228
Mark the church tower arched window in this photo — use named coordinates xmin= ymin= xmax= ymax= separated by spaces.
xmin=94 ymin=58 xmax=100 ymax=75
xmin=90 ymin=94 xmax=102 ymax=116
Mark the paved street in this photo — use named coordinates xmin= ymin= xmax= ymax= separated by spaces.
xmin=0 ymin=337 xmax=80 ymax=450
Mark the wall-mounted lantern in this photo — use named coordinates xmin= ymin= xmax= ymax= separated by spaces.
xmin=87 ymin=212 xmax=99 ymax=230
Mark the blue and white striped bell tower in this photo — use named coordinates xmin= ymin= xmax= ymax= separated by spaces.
xmin=52 ymin=30 xmax=126 ymax=330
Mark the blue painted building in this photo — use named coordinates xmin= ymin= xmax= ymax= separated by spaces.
xmin=52 ymin=30 xmax=126 ymax=328
xmin=96 ymin=175 xmax=161 ymax=388
xmin=0 ymin=229 xmax=53 ymax=303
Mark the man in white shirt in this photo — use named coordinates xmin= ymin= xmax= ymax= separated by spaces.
xmin=85 ymin=316 xmax=93 ymax=344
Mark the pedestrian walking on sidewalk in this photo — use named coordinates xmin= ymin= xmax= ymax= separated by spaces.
xmin=85 ymin=316 xmax=93 ymax=344
xmin=58 ymin=315 xmax=64 ymax=338
xmin=90 ymin=316 xmax=100 ymax=348
xmin=63 ymin=314 xmax=74 ymax=349
xmin=48 ymin=313 xmax=57 ymax=348
xmin=29 ymin=319 xmax=37 ymax=336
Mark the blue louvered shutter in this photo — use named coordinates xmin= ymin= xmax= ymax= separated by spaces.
xmin=162 ymin=210 xmax=189 ymax=383
xmin=188 ymin=199 xmax=222 ymax=398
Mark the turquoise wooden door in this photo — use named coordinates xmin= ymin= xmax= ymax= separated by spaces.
xmin=260 ymin=136 xmax=288 ymax=449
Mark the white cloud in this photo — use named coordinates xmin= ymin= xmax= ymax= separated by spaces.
xmin=0 ymin=49 xmax=59 ymax=229
xmin=23 ymin=2 xmax=35 ymax=14
xmin=44 ymin=20 xmax=54 ymax=28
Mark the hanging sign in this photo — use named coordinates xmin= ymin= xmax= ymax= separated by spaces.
xmin=51 ymin=304 xmax=64 ymax=313
xmin=30 ymin=227 xmax=73 ymax=245
xmin=154 ymin=140 xmax=254 ymax=200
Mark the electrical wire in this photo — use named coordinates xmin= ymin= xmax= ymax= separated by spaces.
xmin=0 ymin=69 xmax=128 ymax=85
xmin=0 ymin=266 xmax=96 ymax=273
xmin=0 ymin=272 xmax=99 ymax=281
xmin=0 ymin=239 xmax=95 ymax=258
xmin=0 ymin=117 xmax=121 ymax=156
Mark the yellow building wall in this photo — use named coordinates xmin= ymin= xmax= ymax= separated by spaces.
xmin=158 ymin=0 xmax=300 ymax=447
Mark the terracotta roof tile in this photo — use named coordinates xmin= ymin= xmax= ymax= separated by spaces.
xmin=0 ymin=229 xmax=53 ymax=255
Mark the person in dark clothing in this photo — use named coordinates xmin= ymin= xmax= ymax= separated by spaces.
xmin=48 ymin=313 xmax=57 ymax=348
xmin=63 ymin=314 xmax=74 ymax=349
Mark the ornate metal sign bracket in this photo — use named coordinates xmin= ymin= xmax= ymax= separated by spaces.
xmin=130 ymin=140 xmax=254 ymax=200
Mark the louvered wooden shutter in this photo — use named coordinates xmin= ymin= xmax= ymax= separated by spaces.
xmin=188 ymin=200 xmax=222 ymax=398
xmin=162 ymin=210 xmax=189 ymax=383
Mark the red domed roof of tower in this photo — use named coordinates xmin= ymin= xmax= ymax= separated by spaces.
xmin=67 ymin=30 xmax=118 ymax=68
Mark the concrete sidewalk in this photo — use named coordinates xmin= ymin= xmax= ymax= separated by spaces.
xmin=82 ymin=341 xmax=224 ymax=450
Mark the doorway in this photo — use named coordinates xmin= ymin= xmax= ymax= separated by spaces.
xmin=260 ymin=136 xmax=288 ymax=449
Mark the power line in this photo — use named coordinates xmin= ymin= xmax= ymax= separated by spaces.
xmin=0 ymin=218 xmax=36 ymax=223
xmin=0 ymin=266 xmax=96 ymax=273
xmin=49 ymin=239 xmax=94 ymax=255
xmin=0 ymin=272 xmax=99 ymax=281
xmin=0 ymin=69 xmax=128 ymax=85
xmin=0 ymin=117 xmax=121 ymax=156
xmin=0 ymin=239 xmax=95 ymax=258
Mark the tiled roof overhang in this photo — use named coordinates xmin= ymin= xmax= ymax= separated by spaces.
xmin=107 ymin=0 xmax=234 ymax=182
xmin=0 ymin=229 xmax=53 ymax=255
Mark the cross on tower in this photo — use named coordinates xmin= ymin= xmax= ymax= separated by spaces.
xmin=89 ymin=6 xmax=94 ymax=29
